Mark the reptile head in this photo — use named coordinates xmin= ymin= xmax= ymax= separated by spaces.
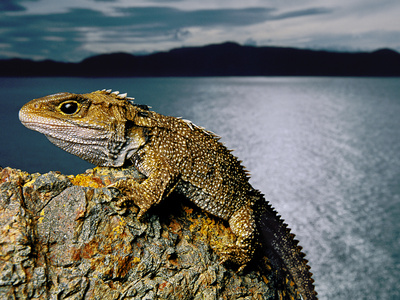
xmin=19 ymin=90 xmax=148 ymax=167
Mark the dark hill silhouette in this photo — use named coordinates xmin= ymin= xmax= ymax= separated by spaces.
xmin=1 ymin=42 xmax=400 ymax=77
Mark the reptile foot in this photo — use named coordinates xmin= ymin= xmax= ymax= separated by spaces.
xmin=219 ymin=244 xmax=252 ymax=272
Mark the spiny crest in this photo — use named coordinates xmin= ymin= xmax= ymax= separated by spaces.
xmin=179 ymin=118 xmax=220 ymax=140
xmin=100 ymin=89 xmax=133 ymax=100
xmin=99 ymin=89 xmax=150 ymax=111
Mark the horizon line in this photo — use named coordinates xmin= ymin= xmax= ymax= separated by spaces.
xmin=1 ymin=41 xmax=399 ymax=63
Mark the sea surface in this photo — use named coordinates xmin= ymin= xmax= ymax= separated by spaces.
xmin=1 ymin=77 xmax=400 ymax=299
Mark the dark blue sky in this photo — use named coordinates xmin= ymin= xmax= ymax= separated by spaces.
xmin=1 ymin=0 xmax=399 ymax=61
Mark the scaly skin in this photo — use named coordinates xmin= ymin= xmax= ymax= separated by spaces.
xmin=19 ymin=90 xmax=317 ymax=299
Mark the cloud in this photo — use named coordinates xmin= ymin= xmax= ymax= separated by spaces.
xmin=297 ymin=30 xmax=400 ymax=52
xmin=1 ymin=6 xmax=279 ymax=60
xmin=273 ymin=7 xmax=332 ymax=20
xmin=0 ymin=0 xmax=26 ymax=11
xmin=244 ymin=38 xmax=257 ymax=46
xmin=0 ymin=2 xmax=398 ymax=61
xmin=111 ymin=6 xmax=332 ymax=28
xmin=0 ymin=9 xmax=94 ymax=60
xmin=112 ymin=6 xmax=274 ymax=28
xmin=145 ymin=0 xmax=184 ymax=2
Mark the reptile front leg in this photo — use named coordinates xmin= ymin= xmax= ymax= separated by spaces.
xmin=113 ymin=158 xmax=179 ymax=218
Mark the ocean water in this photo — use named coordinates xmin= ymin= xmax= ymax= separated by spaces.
xmin=1 ymin=76 xmax=400 ymax=299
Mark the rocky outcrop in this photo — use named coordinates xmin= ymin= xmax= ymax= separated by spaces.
xmin=0 ymin=166 xmax=299 ymax=299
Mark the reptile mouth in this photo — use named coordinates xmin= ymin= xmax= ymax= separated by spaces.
xmin=18 ymin=106 xmax=30 ymax=124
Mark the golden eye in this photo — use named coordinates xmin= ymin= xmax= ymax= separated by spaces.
xmin=59 ymin=101 xmax=80 ymax=115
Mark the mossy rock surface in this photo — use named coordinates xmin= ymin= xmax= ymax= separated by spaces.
xmin=0 ymin=166 xmax=299 ymax=299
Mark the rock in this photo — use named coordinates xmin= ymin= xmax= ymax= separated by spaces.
xmin=0 ymin=166 xmax=299 ymax=299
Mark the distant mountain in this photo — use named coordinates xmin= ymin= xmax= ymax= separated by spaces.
xmin=1 ymin=42 xmax=400 ymax=77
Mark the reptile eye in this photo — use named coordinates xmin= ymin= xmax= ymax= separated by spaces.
xmin=59 ymin=101 xmax=79 ymax=115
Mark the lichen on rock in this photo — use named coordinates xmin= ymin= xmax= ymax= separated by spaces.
xmin=0 ymin=166 xmax=299 ymax=299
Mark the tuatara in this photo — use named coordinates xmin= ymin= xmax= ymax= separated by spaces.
xmin=19 ymin=89 xmax=317 ymax=299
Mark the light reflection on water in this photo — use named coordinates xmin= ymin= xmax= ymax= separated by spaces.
xmin=1 ymin=76 xmax=400 ymax=299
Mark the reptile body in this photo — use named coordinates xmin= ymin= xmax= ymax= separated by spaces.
xmin=19 ymin=90 xmax=317 ymax=299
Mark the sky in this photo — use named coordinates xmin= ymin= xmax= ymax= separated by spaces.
xmin=1 ymin=0 xmax=400 ymax=62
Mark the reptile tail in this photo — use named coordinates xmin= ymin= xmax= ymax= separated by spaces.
xmin=257 ymin=199 xmax=317 ymax=300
